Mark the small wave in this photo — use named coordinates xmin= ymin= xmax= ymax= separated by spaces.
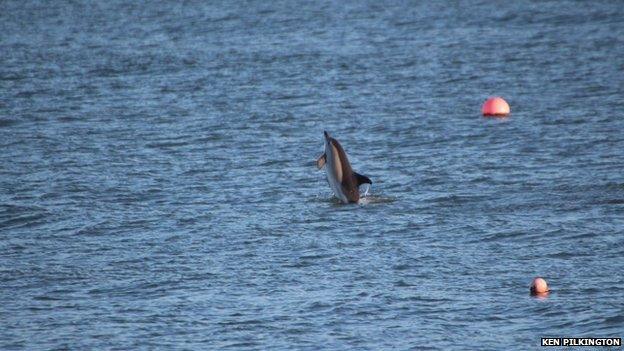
xmin=0 ymin=118 xmax=19 ymax=128
xmin=358 ymin=195 xmax=396 ymax=205
xmin=603 ymin=315 xmax=624 ymax=325
xmin=424 ymin=194 xmax=488 ymax=205
xmin=146 ymin=141 xmax=191 ymax=149
xmin=394 ymin=280 xmax=414 ymax=287
xmin=0 ymin=205 xmax=50 ymax=230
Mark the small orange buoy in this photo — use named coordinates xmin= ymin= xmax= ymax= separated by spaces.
xmin=482 ymin=97 xmax=510 ymax=117
xmin=530 ymin=277 xmax=549 ymax=296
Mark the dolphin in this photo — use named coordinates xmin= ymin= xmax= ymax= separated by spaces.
xmin=316 ymin=131 xmax=372 ymax=203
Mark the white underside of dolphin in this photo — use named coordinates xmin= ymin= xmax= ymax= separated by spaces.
xmin=316 ymin=131 xmax=371 ymax=204
xmin=325 ymin=144 xmax=349 ymax=203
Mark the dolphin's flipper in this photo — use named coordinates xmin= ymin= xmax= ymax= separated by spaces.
xmin=316 ymin=153 xmax=327 ymax=169
xmin=354 ymin=172 xmax=372 ymax=186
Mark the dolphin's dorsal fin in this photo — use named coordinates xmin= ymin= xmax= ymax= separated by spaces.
xmin=316 ymin=153 xmax=327 ymax=169
xmin=353 ymin=172 xmax=372 ymax=186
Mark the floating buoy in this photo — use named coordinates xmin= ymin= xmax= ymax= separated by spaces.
xmin=482 ymin=97 xmax=510 ymax=117
xmin=530 ymin=277 xmax=549 ymax=296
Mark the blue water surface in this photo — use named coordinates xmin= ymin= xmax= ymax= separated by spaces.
xmin=1 ymin=1 xmax=623 ymax=350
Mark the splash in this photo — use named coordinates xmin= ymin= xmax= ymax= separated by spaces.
xmin=358 ymin=184 xmax=371 ymax=205
xmin=362 ymin=184 xmax=370 ymax=197
xmin=358 ymin=194 xmax=397 ymax=205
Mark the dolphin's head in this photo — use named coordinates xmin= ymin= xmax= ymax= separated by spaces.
xmin=323 ymin=131 xmax=332 ymax=150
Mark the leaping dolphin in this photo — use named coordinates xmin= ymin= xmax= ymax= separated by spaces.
xmin=316 ymin=131 xmax=372 ymax=203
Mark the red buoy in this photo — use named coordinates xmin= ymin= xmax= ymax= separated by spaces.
xmin=530 ymin=277 xmax=550 ymax=296
xmin=482 ymin=97 xmax=510 ymax=117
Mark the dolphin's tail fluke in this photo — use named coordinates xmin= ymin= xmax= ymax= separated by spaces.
xmin=354 ymin=172 xmax=372 ymax=185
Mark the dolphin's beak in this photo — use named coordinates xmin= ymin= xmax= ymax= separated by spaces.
xmin=324 ymin=131 xmax=330 ymax=140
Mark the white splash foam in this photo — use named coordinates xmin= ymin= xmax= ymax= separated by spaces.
xmin=357 ymin=184 xmax=371 ymax=205
xmin=362 ymin=184 xmax=370 ymax=197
